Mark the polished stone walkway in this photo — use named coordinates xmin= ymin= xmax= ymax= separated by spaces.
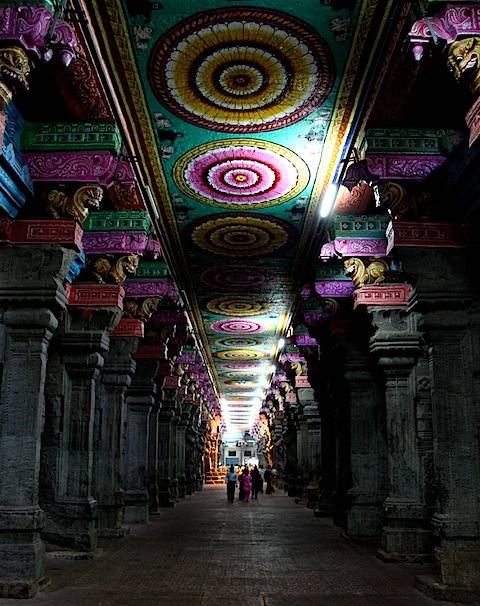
xmin=0 ymin=486 xmax=465 ymax=605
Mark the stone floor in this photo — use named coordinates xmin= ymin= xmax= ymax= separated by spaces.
xmin=0 ymin=486 xmax=474 ymax=605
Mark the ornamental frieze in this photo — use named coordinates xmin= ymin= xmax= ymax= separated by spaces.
xmin=409 ymin=4 xmax=480 ymax=61
xmin=314 ymin=281 xmax=356 ymax=297
xmin=65 ymin=283 xmax=125 ymax=307
xmin=352 ymin=284 xmax=413 ymax=309
xmin=82 ymin=232 xmax=152 ymax=256
xmin=21 ymin=122 xmax=123 ymax=154
xmin=320 ymin=238 xmax=387 ymax=260
xmin=0 ymin=5 xmax=79 ymax=65
xmin=123 ymin=279 xmax=171 ymax=298
xmin=365 ymin=128 xmax=461 ymax=155
xmin=83 ymin=210 xmax=150 ymax=234
xmin=386 ymin=220 xmax=470 ymax=252
xmin=366 ymin=155 xmax=446 ymax=179
xmin=0 ymin=216 xmax=82 ymax=248
xmin=23 ymin=151 xmax=136 ymax=189
xmin=330 ymin=214 xmax=390 ymax=238
xmin=110 ymin=317 xmax=145 ymax=338
xmin=134 ymin=260 xmax=168 ymax=279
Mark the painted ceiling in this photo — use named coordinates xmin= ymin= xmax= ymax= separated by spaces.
xmin=89 ymin=0 xmax=396 ymax=441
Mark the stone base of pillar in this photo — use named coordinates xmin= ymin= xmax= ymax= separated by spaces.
xmin=178 ymin=478 xmax=186 ymax=499
xmin=345 ymin=504 xmax=383 ymax=540
xmin=0 ymin=575 xmax=51 ymax=599
xmin=0 ymin=536 xmax=49 ymax=598
xmin=185 ymin=480 xmax=194 ymax=495
xmin=433 ymin=543 xmax=480 ymax=589
xmin=42 ymin=500 xmax=98 ymax=553
xmin=415 ymin=574 xmax=480 ymax=604
xmin=97 ymin=495 xmax=125 ymax=538
xmin=123 ymin=491 xmax=150 ymax=523
xmin=378 ymin=527 xmax=433 ymax=563
xmin=98 ymin=527 xmax=130 ymax=539
xmin=157 ymin=478 xmax=177 ymax=506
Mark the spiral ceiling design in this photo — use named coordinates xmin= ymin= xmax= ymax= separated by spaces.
xmin=183 ymin=212 xmax=297 ymax=257
xmin=173 ymin=139 xmax=309 ymax=208
xmin=148 ymin=8 xmax=334 ymax=132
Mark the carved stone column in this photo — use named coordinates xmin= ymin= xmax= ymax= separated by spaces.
xmin=0 ymin=237 xmax=79 ymax=597
xmin=331 ymin=321 xmax=388 ymax=540
xmin=123 ymin=357 xmax=159 ymax=523
xmin=157 ymin=368 xmax=181 ymax=506
xmin=41 ymin=284 xmax=123 ymax=553
xmin=369 ymin=306 xmax=432 ymax=561
xmin=94 ymin=318 xmax=142 ymax=537
xmin=147 ymin=399 xmax=161 ymax=513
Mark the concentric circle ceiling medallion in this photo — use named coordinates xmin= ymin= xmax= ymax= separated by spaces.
xmin=220 ymin=361 xmax=264 ymax=370
xmin=213 ymin=336 xmax=262 ymax=348
xmin=148 ymin=8 xmax=335 ymax=132
xmin=208 ymin=319 xmax=271 ymax=334
xmin=214 ymin=349 xmax=266 ymax=360
xmin=183 ymin=212 xmax=297 ymax=257
xmin=207 ymin=296 xmax=269 ymax=316
xmin=201 ymin=264 xmax=277 ymax=291
xmin=173 ymin=140 xmax=309 ymax=208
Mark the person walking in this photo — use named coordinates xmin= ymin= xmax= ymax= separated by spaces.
xmin=225 ymin=465 xmax=237 ymax=503
xmin=242 ymin=467 xmax=252 ymax=503
xmin=264 ymin=464 xmax=273 ymax=494
xmin=251 ymin=465 xmax=262 ymax=499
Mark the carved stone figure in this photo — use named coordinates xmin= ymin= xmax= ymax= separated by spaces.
xmin=0 ymin=45 xmax=31 ymax=110
xmin=448 ymin=36 xmax=480 ymax=96
xmin=87 ymin=253 xmax=139 ymax=285
xmin=123 ymin=297 xmax=158 ymax=320
xmin=43 ymin=184 xmax=103 ymax=223
xmin=344 ymin=257 xmax=390 ymax=287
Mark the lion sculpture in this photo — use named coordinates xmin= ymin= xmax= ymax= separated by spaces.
xmin=344 ymin=257 xmax=390 ymax=288
xmin=448 ymin=36 xmax=480 ymax=97
xmin=44 ymin=184 xmax=103 ymax=223
xmin=87 ymin=254 xmax=139 ymax=285
xmin=0 ymin=45 xmax=31 ymax=110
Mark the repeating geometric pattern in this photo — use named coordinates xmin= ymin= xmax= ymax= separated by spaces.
xmin=173 ymin=139 xmax=309 ymax=208
xmin=148 ymin=8 xmax=335 ymax=132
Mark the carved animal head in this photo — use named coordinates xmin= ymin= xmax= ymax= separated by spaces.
xmin=344 ymin=257 xmax=364 ymax=285
xmin=117 ymin=254 xmax=140 ymax=278
xmin=448 ymin=37 xmax=480 ymax=95
xmin=73 ymin=184 xmax=103 ymax=212
xmin=0 ymin=45 xmax=31 ymax=102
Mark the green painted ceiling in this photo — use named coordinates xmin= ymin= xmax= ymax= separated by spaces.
xmin=93 ymin=0 xmax=396 ymax=440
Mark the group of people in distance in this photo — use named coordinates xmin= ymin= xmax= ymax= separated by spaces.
xmin=224 ymin=464 xmax=275 ymax=503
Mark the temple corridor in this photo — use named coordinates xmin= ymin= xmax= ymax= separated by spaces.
xmin=0 ymin=486 xmax=456 ymax=606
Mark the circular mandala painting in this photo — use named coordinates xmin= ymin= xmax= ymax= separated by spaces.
xmin=207 ymin=319 xmax=271 ymax=334
xmin=183 ymin=212 xmax=297 ymax=257
xmin=148 ymin=8 xmax=335 ymax=132
xmin=173 ymin=139 xmax=309 ymax=209
xmin=201 ymin=264 xmax=277 ymax=292
xmin=206 ymin=296 xmax=269 ymax=316
xmin=214 ymin=349 xmax=265 ymax=360
xmin=213 ymin=336 xmax=262 ymax=348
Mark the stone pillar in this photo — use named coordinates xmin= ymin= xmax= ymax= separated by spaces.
xmin=420 ymin=308 xmax=480 ymax=591
xmin=147 ymin=400 xmax=161 ymax=513
xmin=332 ymin=322 xmax=388 ymax=540
xmin=369 ymin=306 xmax=433 ymax=561
xmin=157 ymin=369 xmax=181 ymax=506
xmin=123 ymin=358 xmax=158 ymax=523
xmin=383 ymin=239 xmax=480 ymax=598
xmin=176 ymin=388 xmax=188 ymax=499
xmin=0 ymin=238 xmax=79 ymax=597
xmin=94 ymin=318 xmax=142 ymax=537
xmin=41 ymin=285 xmax=123 ymax=553
xmin=0 ymin=308 xmax=57 ymax=597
